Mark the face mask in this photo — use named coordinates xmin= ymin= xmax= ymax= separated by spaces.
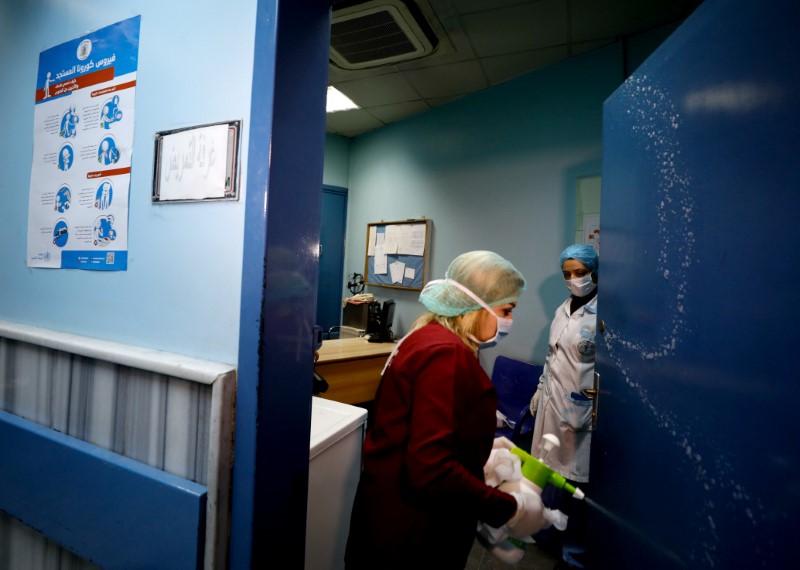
xmin=478 ymin=313 xmax=513 ymax=349
xmin=496 ymin=314 xmax=513 ymax=336
xmin=443 ymin=279 xmax=514 ymax=348
xmin=565 ymin=273 xmax=597 ymax=297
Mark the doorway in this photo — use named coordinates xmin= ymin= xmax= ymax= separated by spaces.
xmin=575 ymin=175 xmax=601 ymax=254
xmin=316 ymin=184 xmax=348 ymax=333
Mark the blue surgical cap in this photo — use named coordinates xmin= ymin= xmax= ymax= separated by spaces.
xmin=559 ymin=244 xmax=598 ymax=272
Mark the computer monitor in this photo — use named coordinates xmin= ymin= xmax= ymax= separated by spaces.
xmin=368 ymin=300 xmax=395 ymax=343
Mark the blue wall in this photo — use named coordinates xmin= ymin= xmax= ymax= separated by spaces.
xmin=326 ymin=25 xmax=679 ymax=371
xmin=323 ymin=133 xmax=351 ymax=188
xmin=0 ymin=1 xmax=282 ymax=567
xmin=0 ymin=0 xmax=257 ymax=365
xmin=340 ymin=45 xmax=619 ymax=367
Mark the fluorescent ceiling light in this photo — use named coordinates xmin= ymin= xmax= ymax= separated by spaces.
xmin=327 ymin=86 xmax=360 ymax=113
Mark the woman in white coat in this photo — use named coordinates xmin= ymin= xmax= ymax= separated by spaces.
xmin=530 ymin=243 xmax=598 ymax=569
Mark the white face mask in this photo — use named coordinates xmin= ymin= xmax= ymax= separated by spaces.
xmin=565 ymin=273 xmax=597 ymax=297
xmin=443 ymin=279 xmax=514 ymax=348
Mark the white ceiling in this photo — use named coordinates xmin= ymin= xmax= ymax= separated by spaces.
xmin=326 ymin=0 xmax=703 ymax=137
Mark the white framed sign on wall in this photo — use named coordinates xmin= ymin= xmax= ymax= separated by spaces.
xmin=152 ymin=120 xmax=241 ymax=203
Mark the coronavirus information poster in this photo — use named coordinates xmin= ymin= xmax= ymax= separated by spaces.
xmin=27 ymin=15 xmax=140 ymax=270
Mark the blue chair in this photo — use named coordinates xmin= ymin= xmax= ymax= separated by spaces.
xmin=492 ymin=356 xmax=543 ymax=448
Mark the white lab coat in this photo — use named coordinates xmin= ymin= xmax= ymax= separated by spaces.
xmin=531 ymin=294 xmax=597 ymax=483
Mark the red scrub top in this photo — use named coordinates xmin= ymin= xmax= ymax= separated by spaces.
xmin=345 ymin=322 xmax=517 ymax=569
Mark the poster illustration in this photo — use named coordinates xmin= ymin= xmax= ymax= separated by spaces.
xmin=27 ymin=15 xmax=140 ymax=270
xmin=583 ymin=213 xmax=600 ymax=255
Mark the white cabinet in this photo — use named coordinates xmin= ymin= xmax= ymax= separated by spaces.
xmin=306 ymin=397 xmax=368 ymax=570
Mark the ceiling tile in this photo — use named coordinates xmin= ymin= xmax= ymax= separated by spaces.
xmin=482 ymin=45 xmax=570 ymax=86
xmin=570 ymin=38 xmax=616 ymax=57
xmin=438 ymin=0 xmax=531 ymax=16
xmin=367 ymin=100 xmax=431 ymax=124
xmin=328 ymin=64 xmax=401 ymax=84
xmin=570 ymin=0 xmax=624 ymax=41
xmin=336 ymin=73 xmax=421 ymax=107
xmin=427 ymin=94 xmax=463 ymax=108
xmin=325 ymin=0 xmax=700 ymax=136
xmin=570 ymin=0 xmax=692 ymax=42
xmin=404 ymin=59 xmax=488 ymax=98
xmin=426 ymin=0 xmax=458 ymax=19
xmin=617 ymin=0 xmax=693 ymax=33
xmin=461 ymin=0 xmax=569 ymax=57
xmin=326 ymin=109 xmax=385 ymax=132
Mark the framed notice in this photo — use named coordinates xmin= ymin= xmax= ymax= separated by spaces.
xmin=365 ymin=219 xmax=431 ymax=291
xmin=152 ymin=120 xmax=241 ymax=203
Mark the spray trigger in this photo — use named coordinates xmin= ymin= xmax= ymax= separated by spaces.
xmin=540 ymin=434 xmax=560 ymax=462
xmin=542 ymin=434 xmax=560 ymax=452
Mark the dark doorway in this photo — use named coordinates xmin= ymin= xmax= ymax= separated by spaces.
xmin=316 ymin=184 xmax=348 ymax=333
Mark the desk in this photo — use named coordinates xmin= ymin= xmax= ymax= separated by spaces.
xmin=315 ymin=337 xmax=395 ymax=405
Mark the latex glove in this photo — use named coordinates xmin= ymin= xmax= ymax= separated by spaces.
xmin=493 ymin=436 xmax=515 ymax=450
xmin=501 ymin=479 xmax=552 ymax=539
xmin=476 ymin=521 xmax=531 ymax=565
xmin=544 ymin=508 xmax=568 ymax=531
xmin=483 ymin=448 xmax=521 ymax=487
xmin=496 ymin=410 xmax=510 ymax=429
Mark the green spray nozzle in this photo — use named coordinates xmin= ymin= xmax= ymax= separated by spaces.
xmin=509 ymin=446 xmax=585 ymax=500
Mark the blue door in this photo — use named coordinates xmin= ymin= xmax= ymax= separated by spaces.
xmin=316 ymin=185 xmax=347 ymax=333
xmin=590 ymin=0 xmax=799 ymax=567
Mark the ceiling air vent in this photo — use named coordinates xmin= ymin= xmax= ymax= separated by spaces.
xmin=330 ymin=0 xmax=438 ymax=70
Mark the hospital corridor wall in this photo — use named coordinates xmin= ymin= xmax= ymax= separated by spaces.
xmin=0 ymin=0 xmax=329 ymax=568
xmin=330 ymin=22 xmax=681 ymax=374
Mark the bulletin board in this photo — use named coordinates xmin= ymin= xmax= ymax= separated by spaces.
xmin=365 ymin=219 xmax=431 ymax=291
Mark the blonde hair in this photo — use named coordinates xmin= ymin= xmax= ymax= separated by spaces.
xmin=411 ymin=251 xmax=525 ymax=352
xmin=409 ymin=310 xmax=485 ymax=353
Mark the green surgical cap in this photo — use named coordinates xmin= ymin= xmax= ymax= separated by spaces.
xmin=419 ymin=251 xmax=526 ymax=317
xmin=559 ymin=244 xmax=598 ymax=272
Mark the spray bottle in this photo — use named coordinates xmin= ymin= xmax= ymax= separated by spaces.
xmin=478 ymin=434 xmax=585 ymax=564
xmin=510 ymin=434 xmax=585 ymax=501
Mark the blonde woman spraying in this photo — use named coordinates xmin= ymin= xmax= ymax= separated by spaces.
xmin=345 ymin=251 xmax=546 ymax=569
